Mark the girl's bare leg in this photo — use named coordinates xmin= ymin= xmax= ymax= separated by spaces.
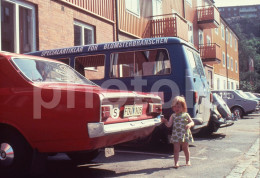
xmin=173 ymin=142 xmax=180 ymax=167
xmin=182 ymin=142 xmax=191 ymax=166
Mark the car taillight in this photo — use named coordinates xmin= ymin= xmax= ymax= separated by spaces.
xmin=210 ymin=92 xmax=213 ymax=103
xmin=149 ymin=103 xmax=162 ymax=114
xmin=101 ymin=105 xmax=111 ymax=121
xmin=194 ymin=91 xmax=199 ymax=104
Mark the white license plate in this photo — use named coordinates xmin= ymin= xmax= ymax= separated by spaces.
xmin=124 ymin=105 xmax=143 ymax=117
xmin=105 ymin=147 xmax=114 ymax=157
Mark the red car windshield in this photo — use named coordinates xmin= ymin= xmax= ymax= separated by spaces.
xmin=12 ymin=58 xmax=95 ymax=85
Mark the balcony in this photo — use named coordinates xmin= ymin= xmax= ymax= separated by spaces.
xmin=197 ymin=6 xmax=220 ymax=29
xmin=199 ymin=43 xmax=221 ymax=64
xmin=142 ymin=13 xmax=188 ymax=41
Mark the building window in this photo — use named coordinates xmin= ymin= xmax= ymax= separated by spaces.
xmin=186 ymin=0 xmax=192 ymax=6
xmin=1 ymin=0 xmax=36 ymax=53
xmin=235 ymin=60 xmax=238 ymax=73
xmin=198 ymin=29 xmax=203 ymax=45
xmin=221 ymin=24 xmax=225 ymax=40
xmin=74 ymin=21 xmax=95 ymax=46
xmin=223 ymin=80 xmax=226 ymax=89
xmin=231 ymin=82 xmax=234 ymax=89
xmin=227 ymin=54 xmax=229 ymax=69
xmin=230 ymin=33 xmax=232 ymax=47
xmin=231 ymin=57 xmax=233 ymax=71
xmin=215 ymin=27 xmax=219 ymax=34
xmin=228 ymin=81 xmax=230 ymax=89
xmin=206 ymin=35 xmax=211 ymax=44
xmin=235 ymin=39 xmax=237 ymax=51
xmin=226 ymin=29 xmax=229 ymax=44
xmin=217 ymin=78 xmax=220 ymax=90
xmin=125 ymin=0 xmax=140 ymax=17
xmin=187 ymin=22 xmax=194 ymax=44
xmin=222 ymin=52 xmax=225 ymax=67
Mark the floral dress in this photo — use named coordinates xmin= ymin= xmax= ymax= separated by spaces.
xmin=169 ymin=112 xmax=194 ymax=143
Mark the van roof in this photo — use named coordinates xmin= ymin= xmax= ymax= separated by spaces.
xmin=26 ymin=37 xmax=197 ymax=58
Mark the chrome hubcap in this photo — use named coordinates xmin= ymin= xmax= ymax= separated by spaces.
xmin=0 ymin=143 xmax=14 ymax=166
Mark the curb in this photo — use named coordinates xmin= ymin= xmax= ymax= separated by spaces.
xmin=226 ymin=138 xmax=259 ymax=178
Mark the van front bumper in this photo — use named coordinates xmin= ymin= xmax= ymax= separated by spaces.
xmin=88 ymin=117 xmax=161 ymax=138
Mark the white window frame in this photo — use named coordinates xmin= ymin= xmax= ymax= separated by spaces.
xmin=227 ymin=54 xmax=229 ymax=69
xmin=235 ymin=60 xmax=238 ymax=73
xmin=0 ymin=0 xmax=36 ymax=53
xmin=221 ymin=24 xmax=224 ymax=40
xmin=226 ymin=29 xmax=229 ymax=44
xmin=231 ymin=57 xmax=233 ymax=71
xmin=74 ymin=21 xmax=95 ymax=45
xmin=125 ymin=0 xmax=140 ymax=17
xmin=187 ymin=21 xmax=194 ymax=44
xmin=198 ymin=29 xmax=204 ymax=45
xmin=235 ymin=39 xmax=237 ymax=51
xmin=186 ymin=0 xmax=192 ymax=7
xmin=215 ymin=27 xmax=219 ymax=35
xmin=206 ymin=35 xmax=211 ymax=45
xmin=222 ymin=52 xmax=225 ymax=67
xmin=230 ymin=33 xmax=232 ymax=47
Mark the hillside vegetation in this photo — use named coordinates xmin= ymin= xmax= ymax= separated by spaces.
xmin=226 ymin=17 xmax=260 ymax=92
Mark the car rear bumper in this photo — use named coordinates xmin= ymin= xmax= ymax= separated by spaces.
xmin=88 ymin=117 xmax=162 ymax=138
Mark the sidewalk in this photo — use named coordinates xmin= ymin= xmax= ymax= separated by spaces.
xmin=226 ymin=138 xmax=259 ymax=178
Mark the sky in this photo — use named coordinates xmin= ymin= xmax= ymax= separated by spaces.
xmin=214 ymin=0 xmax=260 ymax=7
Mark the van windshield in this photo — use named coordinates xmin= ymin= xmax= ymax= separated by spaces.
xmin=110 ymin=49 xmax=171 ymax=78
xmin=12 ymin=58 xmax=95 ymax=85
xmin=185 ymin=47 xmax=205 ymax=77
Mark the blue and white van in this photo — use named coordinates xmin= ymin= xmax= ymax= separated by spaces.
xmin=28 ymin=37 xmax=213 ymax=139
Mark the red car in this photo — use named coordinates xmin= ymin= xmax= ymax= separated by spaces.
xmin=0 ymin=52 xmax=162 ymax=176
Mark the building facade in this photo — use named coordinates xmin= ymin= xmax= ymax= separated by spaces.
xmin=218 ymin=4 xmax=260 ymax=18
xmin=0 ymin=0 xmax=239 ymax=90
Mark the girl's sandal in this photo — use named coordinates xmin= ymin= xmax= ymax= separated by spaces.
xmin=186 ymin=161 xmax=191 ymax=166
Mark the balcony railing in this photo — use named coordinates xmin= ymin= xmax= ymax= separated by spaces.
xmin=197 ymin=6 xmax=220 ymax=29
xmin=199 ymin=43 xmax=221 ymax=64
xmin=142 ymin=13 xmax=188 ymax=41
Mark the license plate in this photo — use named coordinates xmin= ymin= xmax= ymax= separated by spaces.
xmin=105 ymin=147 xmax=114 ymax=157
xmin=124 ymin=105 xmax=143 ymax=117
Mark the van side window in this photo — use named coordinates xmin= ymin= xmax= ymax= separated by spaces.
xmin=74 ymin=55 xmax=105 ymax=80
xmin=56 ymin=58 xmax=70 ymax=65
xmin=186 ymin=48 xmax=205 ymax=77
xmin=110 ymin=49 xmax=171 ymax=78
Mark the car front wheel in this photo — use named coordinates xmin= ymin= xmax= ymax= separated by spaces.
xmin=232 ymin=107 xmax=243 ymax=118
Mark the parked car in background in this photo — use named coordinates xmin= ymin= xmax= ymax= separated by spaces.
xmin=212 ymin=90 xmax=259 ymax=118
xmin=253 ymin=93 xmax=260 ymax=98
xmin=0 ymin=52 xmax=162 ymax=176
xmin=212 ymin=93 xmax=236 ymax=121
xmin=203 ymin=93 xmax=235 ymax=134
xmin=244 ymin=92 xmax=260 ymax=103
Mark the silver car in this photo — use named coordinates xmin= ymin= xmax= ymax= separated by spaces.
xmin=212 ymin=90 xmax=259 ymax=118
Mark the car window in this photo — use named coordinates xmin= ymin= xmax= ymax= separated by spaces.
xmin=236 ymin=90 xmax=249 ymax=99
xmin=185 ymin=47 xmax=205 ymax=77
xmin=110 ymin=49 xmax=171 ymax=78
xmin=12 ymin=58 xmax=96 ymax=85
xmin=222 ymin=92 xmax=234 ymax=99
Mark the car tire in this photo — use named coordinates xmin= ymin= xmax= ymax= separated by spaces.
xmin=67 ymin=149 xmax=100 ymax=164
xmin=232 ymin=107 xmax=243 ymax=118
xmin=0 ymin=127 xmax=33 ymax=177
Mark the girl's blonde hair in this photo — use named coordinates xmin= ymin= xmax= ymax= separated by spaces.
xmin=172 ymin=96 xmax=187 ymax=112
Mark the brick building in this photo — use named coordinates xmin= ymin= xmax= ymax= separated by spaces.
xmin=0 ymin=0 xmax=239 ymax=89
xmin=219 ymin=4 xmax=260 ymax=18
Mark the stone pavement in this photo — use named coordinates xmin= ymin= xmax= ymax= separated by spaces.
xmin=226 ymin=138 xmax=259 ymax=178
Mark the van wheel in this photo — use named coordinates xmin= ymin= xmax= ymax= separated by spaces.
xmin=232 ymin=107 xmax=243 ymax=118
xmin=67 ymin=149 xmax=100 ymax=164
xmin=0 ymin=128 xmax=33 ymax=177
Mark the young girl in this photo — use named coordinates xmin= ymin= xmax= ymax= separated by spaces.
xmin=162 ymin=96 xmax=194 ymax=168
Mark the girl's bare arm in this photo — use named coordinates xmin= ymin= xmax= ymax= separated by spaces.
xmin=163 ymin=115 xmax=173 ymax=128
xmin=185 ymin=114 xmax=195 ymax=130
